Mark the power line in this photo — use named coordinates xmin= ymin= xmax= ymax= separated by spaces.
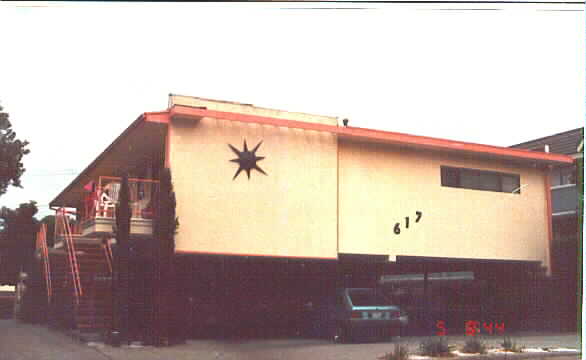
xmin=25 ymin=172 xmax=79 ymax=176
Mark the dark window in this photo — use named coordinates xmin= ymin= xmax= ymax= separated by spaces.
xmin=441 ymin=167 xmax=460 ymax=187
xmin=460 ymin=170 xmax=500 ymax=192
xmin=550 ymin=166 xmax=576 ymax=186
xmin=440 ymin=166 xmax=521 ymax=194
xmin=501 ymin=175 xmax=519 ymax=193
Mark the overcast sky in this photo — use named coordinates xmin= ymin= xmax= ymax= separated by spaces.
xmin=0 ymin=2 xmax=584 ymax=218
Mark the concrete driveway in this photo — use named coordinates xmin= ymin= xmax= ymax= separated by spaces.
xmin=0 ymin=320 xmax=581 ymax=360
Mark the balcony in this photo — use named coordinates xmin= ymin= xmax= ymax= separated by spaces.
xmin=551 ymin=184 xmax=578 ymax=216
xmin=80 ymin=176 xmax=159 ymax=237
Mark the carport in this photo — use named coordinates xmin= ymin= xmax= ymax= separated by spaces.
xmin=174 ymin=254 xmax=338 ymax=339
xmin=380 ymin=256 xmax=546 ymax=336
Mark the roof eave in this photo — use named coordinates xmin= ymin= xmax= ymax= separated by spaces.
xmin=49 ymin=113 xmax=151 ymax=208
xmin=338 ymin=129 xmax=574 ymax=167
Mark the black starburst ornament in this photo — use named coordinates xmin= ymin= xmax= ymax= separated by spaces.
xmin=228 ymin=140 xmax=267 ymax=180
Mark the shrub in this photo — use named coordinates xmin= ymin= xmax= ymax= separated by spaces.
xmin=462 ymin=337 xmax=487 ymax=354
xmin=419 ymin=337 xmax=453 ymax=357
xmin=501 ymin=336 xmax=524 ymax=352
xmin=379 ymin=344 xmax=409 ymax=360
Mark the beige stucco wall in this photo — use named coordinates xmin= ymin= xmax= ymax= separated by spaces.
xmin=170 ymin=116 xmax=338 ymax=258
xmin=167 ymin=100 xmax=550 ymax=268
xmin=338 ymin=139 xmax=550 ymax=268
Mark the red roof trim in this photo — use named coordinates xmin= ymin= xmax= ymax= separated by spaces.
xmin=175 ymin=249 xmax=337 ymax=260
xmin=339 ymin=126 xmax=574 ymax=164
xmin=168 ymin=105 xmax=574 ymax=165
xmin=143 ymin=111 xmax=170 ymax=124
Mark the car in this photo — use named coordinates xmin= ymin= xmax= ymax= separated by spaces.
xmin=326 ymin=288 xmax=408 ymax=342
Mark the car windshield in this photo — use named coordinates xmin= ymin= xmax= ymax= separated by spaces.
xmin=348 ymin=289 xmax=392 ymax=306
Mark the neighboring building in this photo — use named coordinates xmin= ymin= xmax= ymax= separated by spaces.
xmin=511 ymin=128 xmax=583 ymax=276
xmin=511 ymin=127 xmax=583 ymax=331
xmin=37 ymin=95 xmax=574 ymax=342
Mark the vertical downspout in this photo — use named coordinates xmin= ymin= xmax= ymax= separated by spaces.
xmin=334 ymin=124 xmax=341 ymax=298
xmin=544 ymin=165 xmax=553 ymax=276
xmin=165 ymin=121 xmax=171 ymax=169
xmin=423 ymin=267 xmax=430 ymax=335
xmin=336 ymin=129 xmax=340 ymax=257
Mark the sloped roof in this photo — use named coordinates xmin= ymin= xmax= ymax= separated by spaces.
xmin=50 ymin=103 xmax=576 ymax=208
xmin=511 ymin=127 xmax=584 ymax=156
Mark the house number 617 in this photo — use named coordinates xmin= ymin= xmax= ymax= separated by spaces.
xmin=394 ymin=211 xmax=423 ymax=235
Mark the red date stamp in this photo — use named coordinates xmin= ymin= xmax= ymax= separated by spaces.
xmin=436 ymin=320 xmax=505 ymax=336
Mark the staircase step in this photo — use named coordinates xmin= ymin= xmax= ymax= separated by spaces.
xmin=76 ymin=322 xmax=112 ymax=327
xmin=75 ymin=316 xmax=113 ymax=321
xmin=77 ymin=302 xmax=113 ymax=308
xmin=77 ymin=324 xmax=111 ymax=330
xmin=76 ymin=314 xmax=113 ymax=319
xmin=76 ymin=246 xmax=105 ymax=250
xmin=77 ymin=316 xmax=112 ymax=322
xmin=78 ymin=309 xmax=113 ymax=314
xmin=77 ymin=304 xmax=113 ymax=310
xmin=74 ymin=248 xmax=105 ymax=253
xmin=77 ymin=257 xmax=107 ymax=261
xmin=78 ymin=264 xmax=108 ymax=269
xmin=79 ymin=305 xmax=113 ymax=310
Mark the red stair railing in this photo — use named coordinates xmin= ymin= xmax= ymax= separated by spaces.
xmin=56 ymin=208 xmax=82 ymax=304
xmin=103 ymin=239 xmax=113 ymax=274
xmin=36 ymin=224 xmax=52 ymax=303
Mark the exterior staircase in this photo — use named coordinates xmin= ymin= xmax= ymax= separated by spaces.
xmin=48 ymin=232 xmax=114 ymax=335
xmin=73 ymin=239 xmax=113 ymax=332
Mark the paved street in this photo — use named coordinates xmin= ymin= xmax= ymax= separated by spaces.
xmin=0 ymin=320 xmax=106 ymax=360
xmin=0 ymin=320 xmax=581 ymax=360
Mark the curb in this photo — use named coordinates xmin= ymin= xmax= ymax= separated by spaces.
xmin=411 ymin=352 xmax=582 ymax=360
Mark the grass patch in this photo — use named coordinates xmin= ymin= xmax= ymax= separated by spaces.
xmin=462 ymin=337 xmax=487 ymax=354
xmin=501 ymin=336 xmax=524 ymax=353
xmin=378 ymin=344 xmax=410 ymax=360
xmin=419 ymin=337 xmax=454 ymax=357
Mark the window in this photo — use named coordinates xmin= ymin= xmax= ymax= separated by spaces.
xmin=501 ymin=175 xmax=519 ymax=193
xmin=441 ymin=166 xmax=521 ymax=194
xmin=550 ymin=166 xmax=576 ymax=187
xmin=441 ymin=167 xmax=460 ymax=187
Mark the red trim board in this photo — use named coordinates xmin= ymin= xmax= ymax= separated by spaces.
xmin=175 ymin=249 xmax=337 ymax=260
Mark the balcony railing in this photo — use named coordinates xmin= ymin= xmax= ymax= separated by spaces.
xmin=81 ymin=176 xmax=159 ymax=224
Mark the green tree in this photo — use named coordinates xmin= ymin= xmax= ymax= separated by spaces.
xmin=0 ymin=201 xmax=39 ymax=284
xmin=0 ymin=104 xmax=30 ymax=197
xmin=113 ymin=174 xmax=131 ymax=345
xmin=153 ymin=168 xmax=179 ymax=346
